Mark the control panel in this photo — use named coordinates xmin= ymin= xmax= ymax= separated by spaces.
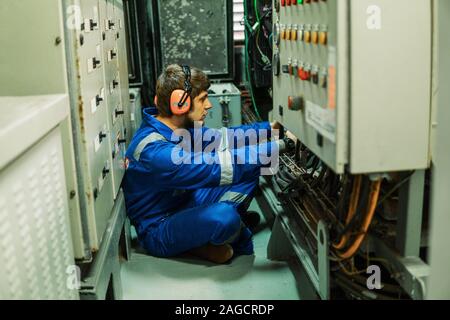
xmin=65 ymin=0 xmax=131 ymax=251
xmin=272 ymin=0 xmax=432 ymax=174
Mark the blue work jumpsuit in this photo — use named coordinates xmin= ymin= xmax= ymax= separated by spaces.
xmin=123 ymin=107 xmax=280 ymax=258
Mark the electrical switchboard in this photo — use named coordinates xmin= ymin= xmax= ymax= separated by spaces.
xmin=0 ymin=0 xmax=133 ymax=259
xmin=272 ymin=0 xmax=432 ymax=174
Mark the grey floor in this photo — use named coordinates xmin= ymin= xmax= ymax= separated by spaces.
xmin=120 ymin=199 xmax=302 ymax=300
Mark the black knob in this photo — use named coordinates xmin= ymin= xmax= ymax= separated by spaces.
xmin=111 ymin=51 xmax=117 ymax=59
xmin=96 ymin=95 xmax=103 ymax=106
xmin=118 ymin=139 xmax=127 ymax=145
xmin=115 ymin=109 xmax=124 ymax=117
xmin=102 ymin=167 xmax=110 ymax=179
xmin=113 ymin=80 xmax=119 ymax=88
xmin=99 ymin=132 xmax=107 ymax=143
xmin=93 ymin=58 xmax=101 ymax=68
xmin=90 ymin=19 xmax=97 ymax=30
xmin=108 ymin=20 xmax=115 ymax=29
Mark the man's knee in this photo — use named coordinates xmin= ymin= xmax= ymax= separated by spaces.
xmin=205 ymin=203 xmax=241 ymax=240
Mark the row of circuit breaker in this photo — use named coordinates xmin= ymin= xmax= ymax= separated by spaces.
xmin=276 ymin=23 xmax=328 ymax=45
xmin=69 ymin=0 xmax=130 ymax=250
xmin=273 ymin=0 xmax=330 ymax=113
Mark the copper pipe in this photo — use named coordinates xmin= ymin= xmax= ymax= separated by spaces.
xmin=337 ymin=179 xmax=382 ymax=260
xmin=333 ymin=175 xmax=362 ymax=249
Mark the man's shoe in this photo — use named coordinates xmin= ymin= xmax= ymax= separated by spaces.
xmin=241 ymin=211 xmax=261 ymax=231
xmin=189 ymin=243 xmax=234 ymax=264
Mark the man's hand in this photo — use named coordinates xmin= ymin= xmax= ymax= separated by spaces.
xmin=271 ymin=121 xmax=282 ymax=131
xmin=271 ymin=121 xmax=298 ymax=142
xmin=285 ymin=130 xmax=298 ymax=144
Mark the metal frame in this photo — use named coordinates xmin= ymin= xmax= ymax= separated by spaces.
xmin=123 ymin=0 xmax=144 ymax=86
xmin=368 ymin=236 xmax=429 ymax=300
xmin=80 ymin=190 xmax=128 ymax=300
xmin=262 ymin=178 xmax=327 ymax=300
xmin=396 ymin=170 xmax=426 ymax=257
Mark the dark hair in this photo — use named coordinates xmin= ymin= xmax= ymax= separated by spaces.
xmin=155 ymin=64 xmax=211 ymax=116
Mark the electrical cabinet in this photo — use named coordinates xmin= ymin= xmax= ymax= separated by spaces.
xmin=64 ymin=0 xmax=131 ymax=252
xmin=205 ymin=83 xmax=242 ymax=128
xmin=0 ymin=95 xmax=78 ymax=300
xmin=272 ymin=0 xmax=432 ymax=174
xmin=0 ymin=0 xmax=132 ymax=260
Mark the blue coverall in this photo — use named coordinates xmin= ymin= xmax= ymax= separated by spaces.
xmin=123 ymin=107 xmax=280 ymax=258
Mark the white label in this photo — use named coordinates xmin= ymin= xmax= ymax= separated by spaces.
xmin=84 ymin=18 xmax=91 ymax=33
xmin=96 ymin=45 xmax=101 ymax=58
xmin=91 ymin=96 xmax=97 ymax=114
xmin=119 ymin=19 xmax=123 ymax=29
xmin=131 ymin=113 xmax=135 ymax=122
xmin=98 ymin=175 xmax=104 ymax=192
xmin=94 ymin=135 xmax=101 ymax=153
xmin=305 ymin=101 xmax=336 ymax=143
xmin=93 ymin=6 xmax=99 ymax=28
xmin=112 ymin=110 xmax=117 ymax=125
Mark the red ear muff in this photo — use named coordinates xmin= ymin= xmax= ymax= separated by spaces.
xmin=170 ymin=89 xmax=191 ymax=115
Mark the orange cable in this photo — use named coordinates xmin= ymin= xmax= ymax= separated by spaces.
xmin=337 ymin=180 xmax=382 ymax=260
xmin=332 ymin=175 xmax=362 ymax=249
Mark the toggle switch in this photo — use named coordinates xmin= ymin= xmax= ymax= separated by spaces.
xmin=281 ymin=25 xmax=286 ymax=40
xmin=304 ymin=24 xmax=312 ymax=43
xmin=93 ymin=57 xmax=101 ymax=69
xmin=99 ymin=131 xmax=107 ymax=143
xmin=299 ymin=64 xmax=311 ymax=81
xmin=311 ymin=65 xmax=319 ymax=84
xmin=319 ymin=25 xmax=328 ymax=45
xmin=90 ymin=19 xmax=98 ymax=31
xmin=291 ymin=25 xmax=298 ymax=41
xmin=298 ymin=24 xmax=305 ymax=42
xmin=312 ymin=25 xmax=319 ymax=44
xmin=320 ymin=68 xmax=328 ymax=88
xmin=96 ymin=94 xmax=103 ymax=106
xmin=286 ymin=25 xmax=291 ymax=40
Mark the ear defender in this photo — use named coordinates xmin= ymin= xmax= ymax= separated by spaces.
xmin=170 ymin=65 xmax=192 ymax=115
xmin=154 ymin=95 xmax=158 ymax=106
xmin=170 ymin=90 xmax=191 ymax=115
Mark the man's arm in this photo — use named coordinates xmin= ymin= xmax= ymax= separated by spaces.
xmin=137 ymin=139 xmax=282 ymax=190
